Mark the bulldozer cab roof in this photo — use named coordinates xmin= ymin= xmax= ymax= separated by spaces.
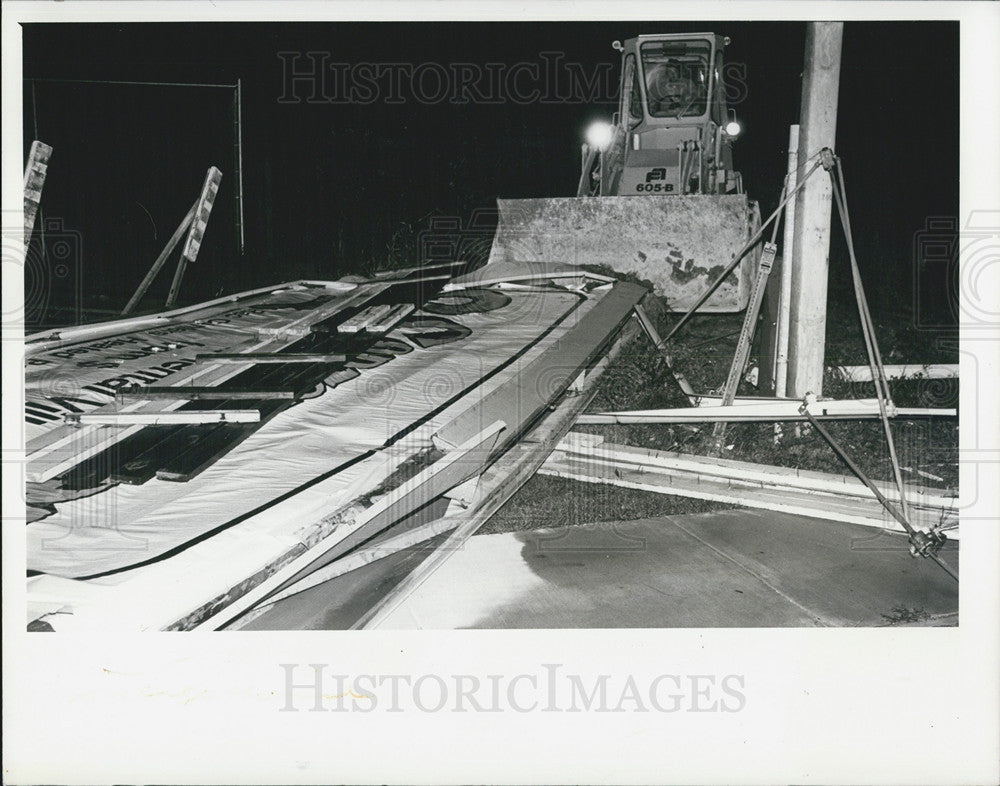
xmin=627 ymin=32 xmax=729 ymax=46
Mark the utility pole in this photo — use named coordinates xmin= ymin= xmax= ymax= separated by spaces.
xmin=787 ymin=22 xmax=843 ymax=397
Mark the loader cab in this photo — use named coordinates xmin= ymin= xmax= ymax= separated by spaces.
xmin=638 ymin=39 xmax=712 ymax=120
xmin=582 ymin=33 xmax=743 ymax=197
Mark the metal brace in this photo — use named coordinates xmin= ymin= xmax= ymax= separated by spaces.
xmin=800 ymin=396 xmax=958 ymax=581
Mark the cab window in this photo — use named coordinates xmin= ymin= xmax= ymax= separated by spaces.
xmin=621 ymin=54 xmax=642 ymax=123
xmin=640 ymin=39 xmax=712 ymax=119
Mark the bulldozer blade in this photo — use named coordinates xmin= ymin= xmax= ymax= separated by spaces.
xmin=488 ymin=194 xmax=762 ymax=313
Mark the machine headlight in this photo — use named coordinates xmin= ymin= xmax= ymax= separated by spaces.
xmin=724 ymin=120 xmax=742 ymax=137
xmin=585 ymin=121 xmax=614 ymax=150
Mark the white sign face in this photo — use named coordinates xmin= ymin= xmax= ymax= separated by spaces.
xmin=26 ymin=279 xmax=587 ymax=598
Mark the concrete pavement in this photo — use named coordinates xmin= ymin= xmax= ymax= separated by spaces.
xmin=377 ymin=509 xmax=958 ymax=628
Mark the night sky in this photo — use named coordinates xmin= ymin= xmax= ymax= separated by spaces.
xmin=22 ymin=21 xmax=958 ymax=326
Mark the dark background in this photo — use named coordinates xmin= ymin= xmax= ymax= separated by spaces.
xmin=22 ymin=21 xmax=959 ymax=327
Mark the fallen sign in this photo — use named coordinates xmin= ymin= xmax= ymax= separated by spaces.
xmin=193 ymin=420 xmax=509 ymax=631
xmin=25 ymin=263 xmax=647 ymax=631
xmin=24 ymin=273 xmax=427 ymax=485
xmin=236 ymin=312 xmax=642 ymax=630
xmin=541 ymin=434 xmax=958 ymax=536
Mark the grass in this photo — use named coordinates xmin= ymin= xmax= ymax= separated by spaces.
xmin=480 ymin=474 xmax=728 ymax=535
xmin=880 ymin=606 xmax=932 ymax=625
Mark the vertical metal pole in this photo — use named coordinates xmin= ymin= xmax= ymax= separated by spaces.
xmin=787 ymin=22 xmax=843 ymax=397
xmin=235 ymin=79 xmax=245 ymax=253
xmin=775 ymin=124 xmax=800 ymax=398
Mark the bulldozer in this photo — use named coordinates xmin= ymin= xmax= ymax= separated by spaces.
xmin=488 ymin=32 xmax=762 ymax=312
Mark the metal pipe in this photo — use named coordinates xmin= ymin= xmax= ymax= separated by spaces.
xmin=235 ymin=78 xmax=245 ymax=253
xmin=575 ymin=399 xmax=954 ymax=424
xmin=801 ymin=402 xmax=958 ymax=583
xmin=775 ymin=124 xmax=799 ymax=397
xmin=27 ymin=77 xmax=238 ymax=89
xmin=577 ymin=144 xmax=598 ymax=196
xmin=831 ymin=163 xmax=911 ymax=521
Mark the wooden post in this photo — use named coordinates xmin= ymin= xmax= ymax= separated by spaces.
xmin=23 ymin=141 xmax=53 ymax=245
xmin=787 ymin=23 xmax=843 ymax=397
xmin=165 ymin=166 xmax=223 ymax=309
xmin=121 ymin=202 xmax=196 ymax=315
xmin=123 ymin=166 xmax=222 ymax=315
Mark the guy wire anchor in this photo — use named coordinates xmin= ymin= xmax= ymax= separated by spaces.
xmin=797 ymin=395 xmax=958 ymax=582
xmin=908 ymin=527 xmax=949 ymax=560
